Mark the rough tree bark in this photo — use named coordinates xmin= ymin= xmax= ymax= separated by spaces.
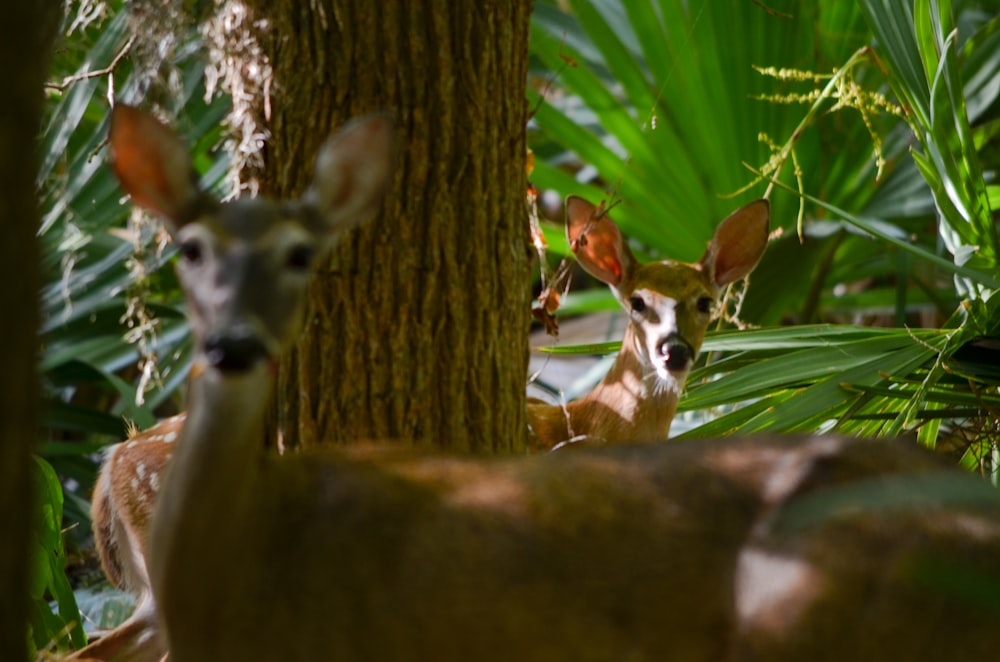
xmin=241 ymin=1 xmax=533 ymax=453
xmin=0 ymin=1 xmax=60 ymax=657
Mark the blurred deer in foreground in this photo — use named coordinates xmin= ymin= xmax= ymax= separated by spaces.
xmin=528 ymin=196 xmax=769 ymax=449
xmin=75 ymin=105 xmax=1000 ymax=661
xmin=70 ymin=103 xmax=394 ymax=661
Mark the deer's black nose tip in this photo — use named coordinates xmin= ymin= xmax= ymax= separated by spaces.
xmin=657 ymin=335 xmax=694 ymax=372
xmin=204 ymin=330 xmax=270 ymax=373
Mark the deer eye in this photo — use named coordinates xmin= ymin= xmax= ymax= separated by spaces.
xmin=178 ymin=238 xmax=203 ymax=265
xmin=629 ymin=296 xmax=647 ymax=314
xmin=286 ymin=243 xmax=315 ymax=271
xmin=697 ymin=297 xmax=714 ymax=314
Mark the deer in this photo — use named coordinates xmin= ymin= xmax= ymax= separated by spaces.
xmin=69 ymin=102 xmax=394 ymax=661
xmin=527 ymin=196 xmax=769 ymax=449
xmin=72 ymin=414 xmax=184 ymax=661
xmin=72 ymin=104 xmax=1000 ymax=661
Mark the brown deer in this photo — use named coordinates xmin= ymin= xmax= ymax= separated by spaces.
xmin=74 ymin=106 xmax=1000 ymax=661
xmin=70 ymin=103 xmax=394 ymax=661
xmin=528 ymin=196 xmax=769 ymax=448
xmin=74 ymin=415 xmax=183 ymax=661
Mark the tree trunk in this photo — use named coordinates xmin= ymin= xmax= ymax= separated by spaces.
xmin=240 ymin=0 xmax=532 ymax=453
xmin=0 ymin=1 xmax=59 ymax=657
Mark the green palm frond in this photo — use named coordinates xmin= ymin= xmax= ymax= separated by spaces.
xmin=529 ymin=0 xmax=876 ymax=261
xmin=860 ymin=0 xmax=999 ymax=303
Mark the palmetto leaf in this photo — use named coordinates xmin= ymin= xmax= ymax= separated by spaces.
xmin=680 ymin=326 xmax=942 ymax=432
xmin=679 ymin=321 xmax=995 ymax=442
xmin=860 ymin=0 xmax=1000 ymax=301
xmin=530 ymin=0 xmax=876 ymax=264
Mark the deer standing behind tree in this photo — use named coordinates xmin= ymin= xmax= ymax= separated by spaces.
xmin=69 ymin=105 xmax=1000 ymax=662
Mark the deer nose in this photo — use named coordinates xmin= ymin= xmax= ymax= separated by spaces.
xmin=204 ymin=328 xmax=271 ymax=373
xmin=656 ymin=335 xmax=694 ymax=372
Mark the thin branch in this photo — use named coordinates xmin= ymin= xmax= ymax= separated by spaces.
xmin=44 ymin=36 xmax=134 ymax=93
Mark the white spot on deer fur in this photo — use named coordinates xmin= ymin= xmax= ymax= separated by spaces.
xmin=136 ymin=462 xmax=147 ymax=480
xmin=127 ymin=441 xmax=138 ymax=449
xmin=163 ymin=430 xmax=178 ymax=443
xmin=149 ymin=472 xmax=160 ymax=493
xmin=130 ymin=477 xmax=140 ymax=491
xmin=445 ymin=472 xmax=528 ymax=517
xmin=761 ymin=436 xmax=845 ymax=505
xmin=735 ymin=547 xmax=823 ymax=635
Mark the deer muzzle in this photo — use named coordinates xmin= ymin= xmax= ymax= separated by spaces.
xmin=204 ymin=327 xmax=272 ymax=374
xmin=657 ymin=334 xmax=695 ymax=373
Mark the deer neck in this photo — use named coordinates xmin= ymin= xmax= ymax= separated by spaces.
xmin=148 ymin=362 xmax=272 ymax=621
xmin=570 ymin=323 xmax=681 ymax=443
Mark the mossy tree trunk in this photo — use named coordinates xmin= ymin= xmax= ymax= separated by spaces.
xmin=240 ymin=1 xmax=532 ymax=453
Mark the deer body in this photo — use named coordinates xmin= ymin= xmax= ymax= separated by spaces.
xmin=73 ymin=106 xmax=1000 ymax=661
xmin=528 ymin=322 xmax=679 ymax=445
xmin=528 ymin=197 xmax=769 ymax=448
xmin=154 ymin=364 xmax=745 ymax=661
xmin=120 ymin=420 xmax=1000 ymax=661
xmin=91 ymin=414 xmax=182 ymax=591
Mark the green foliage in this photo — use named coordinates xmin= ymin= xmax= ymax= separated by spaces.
xmin=861 ymin=0 xmax=999 ymax=300
xmin=529 ymin=0 xmax=1000 ymax=457
xmin=529 ymin=1 xmax=880 ymax=245
xmin=28 ymin=457 xmax=85 ymax=655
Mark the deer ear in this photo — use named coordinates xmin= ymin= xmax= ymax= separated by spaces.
xmin=108 ymin=104 xmax=202 ymax=226
xmin=565 ymin=196 xmax=636 ymax=287
xmin=306 ymin=113 xmax=395 ymax=234
xmin=701 ymin=199 xmax=769 ymax=288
